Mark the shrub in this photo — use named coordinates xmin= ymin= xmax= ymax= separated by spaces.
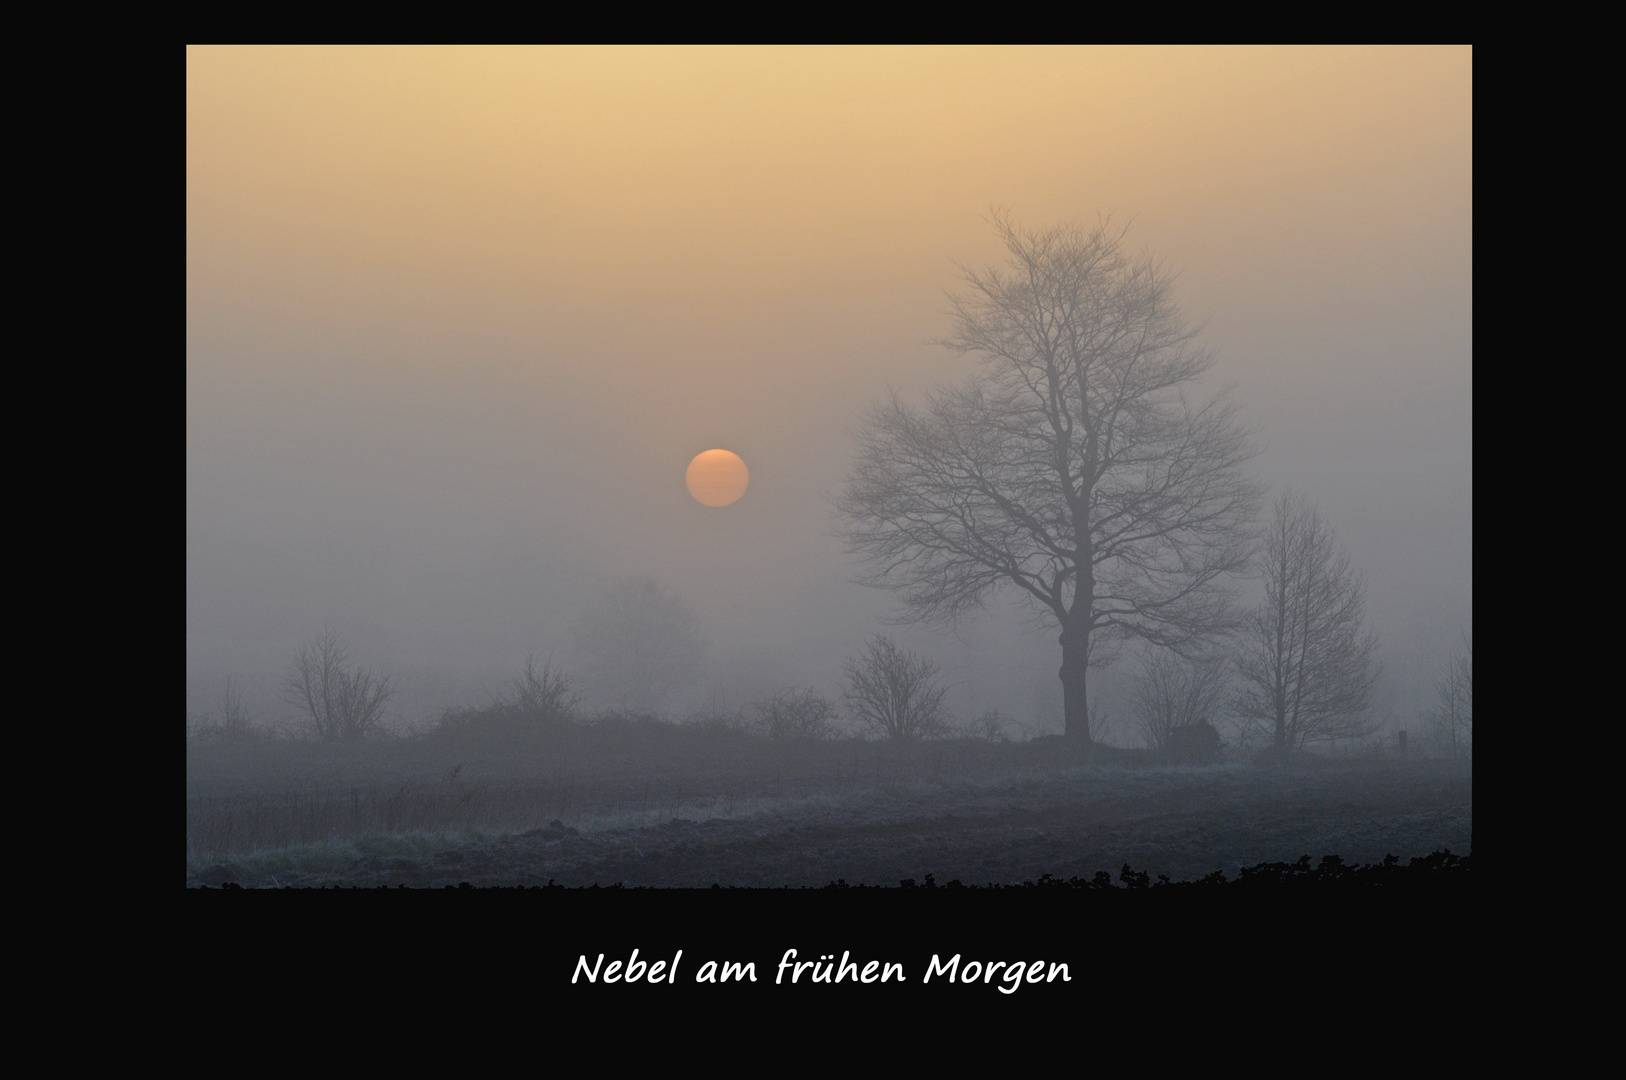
xmin=434 ymin=656 xmax=581 ymax=739
xmin=842 ymin=635 xmax=950 ymax=741
xmin=190 ymin=677 xmax=263 ymax=742
xmin=1164 ymin=722 xmax=1222 ymax=764
xmin=751 ymin=688 xmax=841 ymax=741
xmin=1129 ymin=650 xmax=1228 ymax=753
xmin=506 ymin=655 xmax=583 ymax=726
xmin=282 ymin=631 xmax=393 ymax=741
xmin=683 ymin=706 xmax=753 ymax=736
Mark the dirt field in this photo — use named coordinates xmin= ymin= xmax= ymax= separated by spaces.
xmin=187 ymin=729 xmax=1472 ymax=888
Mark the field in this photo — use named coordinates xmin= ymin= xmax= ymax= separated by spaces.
xmin=187 ymin=722 xmax=1472 ymax=888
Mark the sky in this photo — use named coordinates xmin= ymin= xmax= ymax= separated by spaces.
xmin=186 ymin=45 xmax=1472 ymax=731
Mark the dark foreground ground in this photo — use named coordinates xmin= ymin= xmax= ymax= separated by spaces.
xmin=188 ymin=731 xmax=1471 ymax=888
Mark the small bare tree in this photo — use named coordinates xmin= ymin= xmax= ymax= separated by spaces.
xmin=217 ymin=676 xmax=255 ymax=738
xmin=190 ymin=676 xmax=257 ymax=741
xmin=751 ymin=688 xmax=841 ymax=741
xmin=508 ymin=654 xmax=583 ymax=726
xmin=1234 ymin=492 xmax=1379 ymax=752
xmin=1129 ymin=650 xmax=1229 ymax=752
xmin=843 ymin=635 xmax=951 ymax=741
xmin=434 ymin=655 xmax=581 ymax=738
xmin=282 ymin=630 xmax=393 ymax=741
xmin=1432 ymin=634 xmax=1472 ymax=758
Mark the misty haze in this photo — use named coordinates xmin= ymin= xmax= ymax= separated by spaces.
xmin=187 ymin=46 xmax=1471 ymax=888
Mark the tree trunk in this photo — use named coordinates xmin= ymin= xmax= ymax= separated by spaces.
xmin=1059 ymin=626 xmax=1092 ymax=742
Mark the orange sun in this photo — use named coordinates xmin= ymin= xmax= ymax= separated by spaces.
xmin=685 ymin=449 xmax=749 ymax=507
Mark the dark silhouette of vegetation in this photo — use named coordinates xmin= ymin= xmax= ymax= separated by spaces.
xmin=282 ymin=630 xmax=394 ymax=741
xmin=843 ymin=635 xmax=951 ymax=740
xmin=1163 ymin=722 xmax=1222 ymax=764
xmin=508 ymin=655 xmax=584 ymax=724
xmin=1234 ymin=492 xmax=1380 ymax=752
xmin=191 ymin=677 xmax=264 ymax=742
xmin=819 ymin=851 xmax=1470 ymax=889
xmin=1129 ymin=650 xmax=1228 ymax=753
xmin=434 ymin=656 xmax=582 ymax=740
xmin=1431 ymin=633 xmax=1472 ymax=758
xmin=750 ymin=688 xmax=841 ymax=740
xmin=193 ymin=851 xmax=1469 ymax=889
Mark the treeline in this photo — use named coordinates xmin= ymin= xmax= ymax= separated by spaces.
xmin=192 ymin=632 xmax=1063 ymax=751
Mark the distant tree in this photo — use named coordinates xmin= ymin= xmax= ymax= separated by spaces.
xmin=281 ymin=629 xmax=393 ymax=741
xmin=1234 ymin=493 xmax=1380 ymax=752
xmin=572 ymin=576 xmax=708 ymax=713
xmin=1431 ymin=633 xmax=1472 ymax=758
xmin=190 ymin=676 xmax=258 ymax=741
xmin=1129 ymin=649 xmax=1228 ymax=753
xmin=842 ymin=635 xmax=950 ymax=740
xmin=434 ymin=654 xmax=581 ymax=739
xmin=838 ymin=214 xmax=1260 ymax=743
xmin=506 ymin=654 xmax=583 ymax=725
xmin=751 ymin=688 xmax=841 ymax=740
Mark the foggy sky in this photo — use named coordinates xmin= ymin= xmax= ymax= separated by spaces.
xmin=186 ymin=46 xmax=1471 ymax=729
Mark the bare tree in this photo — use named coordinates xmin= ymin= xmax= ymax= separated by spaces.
xmin=751 ymin=688 xmax=841 ymax=741
xmin=843 ymin=635 xmax=950 ymax=740
xmin=1129 ymin=649 xmax=1229 ymax=752
xmin=1431 ymin=633 xmax=1472 ymax=758
xmin=839 ymin=214 xmax=1260 ymax=742
xmin=434 ymin=654 xmax=581 ymax=738
xmin=281 ymin=629 xmax=394 ymax=741
xmin=504 ymin=653 xmax=588 ymax=728
xmin=1234 ymin=492 xmax=1380 ymax=753
xmin=190 ymin=676 xmax=257 ymax=741
xmin=506 ymin=654 xmax=583 ymax=725
xmin=571 ymin=576 xmax=708 ymax=713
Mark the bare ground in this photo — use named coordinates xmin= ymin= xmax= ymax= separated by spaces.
xmin=187 ymin=732 xmax=1471 ymax=888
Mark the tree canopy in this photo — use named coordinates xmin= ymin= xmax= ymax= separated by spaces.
xmin=840 ymin=215 xmax=1260 ymax=740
